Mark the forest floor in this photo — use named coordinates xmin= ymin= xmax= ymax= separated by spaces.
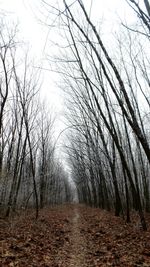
xmin=0 ymin=205 xmax=150 ymax=267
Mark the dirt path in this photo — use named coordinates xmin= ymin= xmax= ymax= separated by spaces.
xmin=68 ymin=207 xmax=87 ymax=266
xmin=56 ymin=205 xmax=89 ymax=266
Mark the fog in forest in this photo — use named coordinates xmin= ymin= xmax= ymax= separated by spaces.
xmin=0 ymin=1 xmax=150 ymax=266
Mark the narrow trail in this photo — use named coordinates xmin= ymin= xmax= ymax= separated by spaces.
xmin=56 ymin=205 xmax=89 ymax=267
xmin=69 ymin=207 xmax=87 ymax=267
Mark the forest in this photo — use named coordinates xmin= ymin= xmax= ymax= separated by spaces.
xmin=0 ymin=0 xmax=150 ymax=266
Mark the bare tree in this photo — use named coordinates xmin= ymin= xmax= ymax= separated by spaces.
xmin=44 ymin=0 xmax=150 ymax=230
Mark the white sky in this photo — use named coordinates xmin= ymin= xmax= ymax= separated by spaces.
xmin=0 ymin=0 xmax=136 ymax=157
xmin=0 ymin=0 xmax=134 ymax=104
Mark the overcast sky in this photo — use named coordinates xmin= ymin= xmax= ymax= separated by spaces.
xmin=0 ymin=0 xmax=134 ymax=103
xmin=0 ymin=0 xmax=135 ymax=60
xmin=0 ymin=0 xmax=136 ymax=147
xmin=0 ymin=0 xmax=138 ymax=170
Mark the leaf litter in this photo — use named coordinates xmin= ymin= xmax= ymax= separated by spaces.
xmin=0 ymin=205 xmax=150 ymax=266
